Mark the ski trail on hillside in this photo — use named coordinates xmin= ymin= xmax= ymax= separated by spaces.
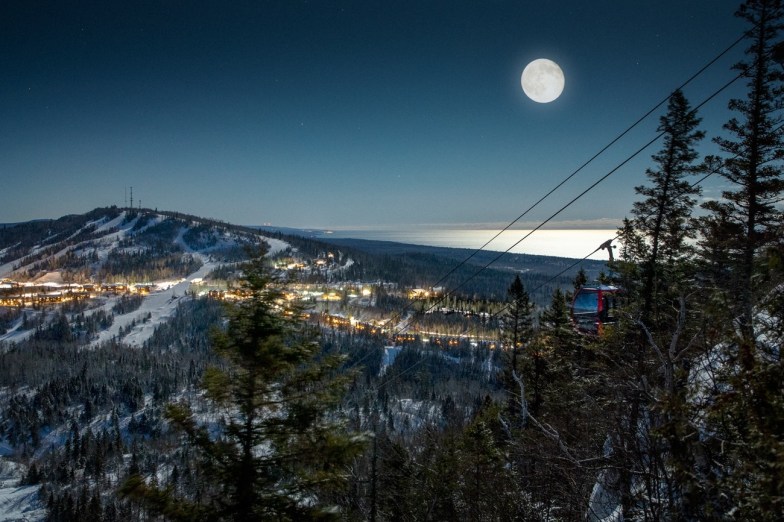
xmin=93 ymin=212 xmax=127 ymax=233
xmin=262 ymin=237 xmax=289 ymax=256
xmin=90 ymin=254 xmax=216 ymax=348
xmin=379 ymin=346 xmax=401 ymax=376
xmin=0 ymin=316 xmax=36 ymax=345
xmin=0 ymin=212 xmax=141 ymax=278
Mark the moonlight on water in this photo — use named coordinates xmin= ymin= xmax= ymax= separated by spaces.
xmin=521 ymin=58 xmax=565 ymax=103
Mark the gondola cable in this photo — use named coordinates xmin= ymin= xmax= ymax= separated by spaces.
xmin=372 ymin=65 xmax=755 ymax=391
xmin=335 ymin=27 xmax=757 ymax=388
xmin=424 ymin=29 xmax=750 ymax=293
xmin=481 ymin=119 xmax=784 ymax=337
xmin=392 ymin=67 xmax=744 ymax=337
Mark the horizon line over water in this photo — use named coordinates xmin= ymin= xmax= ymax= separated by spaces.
xmin=315 ymin=229 xmax=618 ymax=260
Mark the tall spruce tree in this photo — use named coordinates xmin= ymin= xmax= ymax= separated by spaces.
xmin=539 ymin=287 xmax=572 ymax=336
xmin=594 ymin=90 xmax=705 ymax=519
xmin=525 ymin=287 xmax=578 ymax=417
xmin=698 ymin=0 xmax=784 ymax=517
xmin=121 ymin=252 xmax=365 ymax=521
xmin=571 ymin=267 xmax=588 ymax=296
xmin=702 ymin=0 xmax=784 ymax=344
xmin=632 ymin=88 xmax=704 ymax=324
xmin=500 ymin=275 xmax=534 ymax=424
xmin=623 ymin=90 xmax=706 ymax=518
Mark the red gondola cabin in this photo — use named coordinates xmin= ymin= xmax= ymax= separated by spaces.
xmin=571 ymin=284 xmax=620 ymax=334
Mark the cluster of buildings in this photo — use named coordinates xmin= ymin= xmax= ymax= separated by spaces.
xmin=274 ymin=252 xmax=337 ymax=272
xmin=205 ymin=283 xmax=374 ymax=305
xmin=0 ymin=279 xmax=156 ymax=307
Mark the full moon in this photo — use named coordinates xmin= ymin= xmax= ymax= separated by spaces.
xmin=521 ymin=58 xmax=565 ymax=103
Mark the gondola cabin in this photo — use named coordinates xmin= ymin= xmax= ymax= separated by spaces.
xmin=571 ymin=284 xmax=620 ymax=334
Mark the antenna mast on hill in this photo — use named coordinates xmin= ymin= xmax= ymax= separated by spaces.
xmin=130 ymin=186 xmax=134 ymax=210
xmin=124 ymin=187 xmax=127 ymax=207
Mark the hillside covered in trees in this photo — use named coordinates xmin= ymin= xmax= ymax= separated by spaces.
xmin=0 ymin=204 xmax=589 ymax=519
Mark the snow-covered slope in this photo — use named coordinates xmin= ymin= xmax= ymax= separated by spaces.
xmin=0 ymin=460 xmax=45 ymax=522
xmin=0 ymin=208 xmax=291 ymax=349
xmin=90 ymin=253 xmax=218 ymax=348
xmin=0 ymin=208 xmax=287 ymax=281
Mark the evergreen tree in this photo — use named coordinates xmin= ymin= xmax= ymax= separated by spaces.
xmin=540 ymin=287 xmax=573 ymax=338
xmin=121 ymin=252 xmax=365 ymax=521
xmin=592 ymin=90 xmax=706 ymax=519
xmin=614 ymin=218 xmax=648 ymax=295
xmin=500 ymin=275 xmax=534 ymax=424
xmin=631 ymin=89 xmax=704 ymax=324
xmin=535 ymin=287 xmax=582 ymax=379
xmin=699 ymin=1 xmax=784 ymax=517
xmin=608 ymin=89 xmax=708 ymax=518
xmin=522 ymin=288 xmax=577 ymax=418
xmin=702 ymin=0 xmax=784 ymax=344
xmin=453 ymin=406 xmax=532 ymax=519
xmin=572 ymin=267 xmax=587 ymax=295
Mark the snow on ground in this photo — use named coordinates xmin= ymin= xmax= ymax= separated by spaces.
xmin=1 ymin=212 xmax=142 ymax=278
xmin=64 ymin=214 xmax=118 ymax=242
xmin=379 ymin=346 xmax=402 ymax=376
xmin=0 ymin=217 xmax=112 ymax=277
xmin=93 ymin=212 xmax=127 ymax=234
xmin=0 ymin=244 xmax=22 ymax=277
xmin=0 ymin=316 xmax=36 ymax=346
xmin=0 ymin=459 xmax=45 ymax=522
xmin=395 ymin=399 xmax=440 ymax=431
xmin=262 ymin=236 xmax=289 ymax=256
xmin=484 ymin=352 xmax=495 ymax=377
xmin=587 ymin=478 xmax=623 ymax=522
xmin=174 ymin=226 xmax=193 ymax=253
xmin=3 ymin=217 xmax=288 ymax=349
xmin=440 ymin=352 xmax=461 ymax=364
xmin=134 ymin=213 xmax=166 ymax=234
xmin=0 ymin=243 xmax=20 ymax=260
xmin=90 ymin=254 xmax=218 ymax=348
xmin=32 ymin=271 xmax=64 ymax=284
xmin=0 ymin=441 xmax=13 ymax=458
xmin=0 ymin=483 xmax=43 ymax=522
xmin=0 ymin=259 xmax=20 ymax=279
xmin=90 ymin=213 xmax=140 ymax=260
xmin=83 ymin=214 xmax=110 ymax=231
xmin=394 ymin=312 xmax=414 ymax=334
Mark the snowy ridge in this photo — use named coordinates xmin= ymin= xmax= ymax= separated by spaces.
xmin=1 ymin=208 xmax=292 ymax=350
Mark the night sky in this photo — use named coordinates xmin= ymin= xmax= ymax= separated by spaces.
xmin=2 ymin=1 xmax=748 ymax=230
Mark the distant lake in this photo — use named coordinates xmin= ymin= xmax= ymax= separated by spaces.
xmin=315 ymin=228 xmax=618 ymax=260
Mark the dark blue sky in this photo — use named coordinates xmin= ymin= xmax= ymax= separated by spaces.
xmin=2 ymin=1 xmax=748 ymax=229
